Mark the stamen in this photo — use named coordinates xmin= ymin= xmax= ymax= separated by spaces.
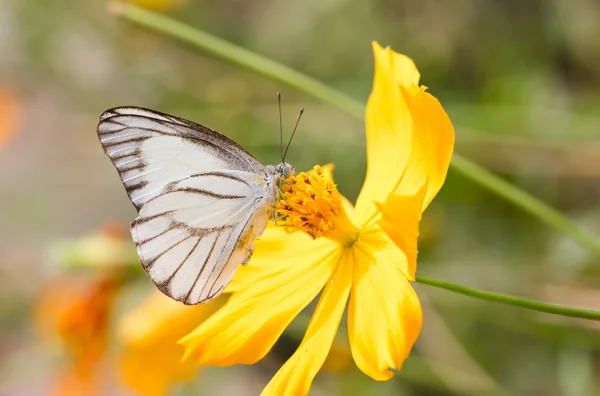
xmin=277 ymin=165 xmax=359 ymax=246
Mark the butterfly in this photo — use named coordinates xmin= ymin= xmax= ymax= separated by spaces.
xmin=97 ymin=106 xmax=294 ymax=305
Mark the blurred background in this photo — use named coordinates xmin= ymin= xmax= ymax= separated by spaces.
xmin=1 ymin=0 xmax=600 ymax=395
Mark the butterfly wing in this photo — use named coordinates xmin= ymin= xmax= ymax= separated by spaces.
xmin=131 ymin=170 xmax=274 ymax=304
xmin=98 ymin=107 xmax=276 ymax=304
xmin=98 ymin=106 xmax=265 ymax=211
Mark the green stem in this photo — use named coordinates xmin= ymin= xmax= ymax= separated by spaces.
xmin=450 ymin=156 xmax=600 ymax=256
xmin=109 ymin=3 xmax=600 ymax=321
xmin=416 ymin=276 xmax=600 ymax=321
xmin=108 ymin=2 xmax=364 ymax=119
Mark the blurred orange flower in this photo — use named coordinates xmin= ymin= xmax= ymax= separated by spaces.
xmin=37 ymin=222 xmax=131 ymax=395
xmin=117 ymin=291 xmax=222 ymax=396
xmin=0 ymin=88 xmax=23 ymax=148
xmin=35 ymin=272 xmax=123 ymax=396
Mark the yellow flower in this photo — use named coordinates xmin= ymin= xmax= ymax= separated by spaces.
xmin=125 ymin=0 xmax=186 ymax=11
xmin=117 ymin=291 xmax=222 ymax=396
xmin=180 ymin=41 xmax=455 ymax=395
xmin=51 ymin=221 xmax=138 ymax=270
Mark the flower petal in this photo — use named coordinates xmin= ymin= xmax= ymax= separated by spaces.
xmin=117 ymin=291 xmax=218 ymax=396
xmin=353 ymin=42 xmax=417 ymax=225
xmin=180 ymin=226 xmax=340 ymax=366
xmin=261 ymin=250 xmax=353 ymax=396
xmin=359 ymin=226 xmax=414 ymax=280
xmin=224 ymin=226 xmax=336 ymax=292
xmin=396 ymin=86 xmax=454 ymax=210
xmin=348 ymin=238 xmax=422 ymax=381
xmin=321 ymin=163 xmax=355 ymax=215
xmin=354 ymin=42 xmax=454 ymax=225
xmin=375 ymin=182 xmax=427 ymax=275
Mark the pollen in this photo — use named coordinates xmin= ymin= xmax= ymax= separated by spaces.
xmin=277 ymin=165 xmax=359 ymax=246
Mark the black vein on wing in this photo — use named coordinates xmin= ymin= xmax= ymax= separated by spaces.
xmin=131 ymin=210 xmax=175 ymax=226
xmin=137 ymin=218 xmax=234 ymax=252
xmin=135 ymin=221 xmax=179 ymax=246
xmin=184 ymin=232 xmax=220 ymax=304
xmin=125 ymin=180 xmax=148 ymax=194
xmin=173 ymin=187 xmax=247 ymax=200
xmin=111 ymin=148 xmax=141 ymax=162
xmin=99 ymin=109 xmax=263 ymax=174
xmin=144 ymin=180 xmax=250 ymax=207
xmin=102 ymin=136 xmax=150 ymax=148
xmin=157 ymin=236 xmax=202 ymax=293
xmin=205 ymin=285 xmax=225 ymax=302
xmin=189 ymin=171 xmax=252 ymax=187
xmin=145 ymin=235 xmax=192 ymax=268
xmin=101 ymin=131 xmax=144 ymax=143
xmin=98 ymin=126 xmax=128 ymax=136
xmin=119 ymin=163 xmax=146 ymax=173
xmin=202 ymin=209 xmax=255 ymax=301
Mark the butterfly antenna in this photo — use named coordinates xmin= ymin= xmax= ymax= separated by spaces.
xmin=278 ymin=92 xmax=283 ymax=162
xmin=282 ymin=108 xmax=304 ymax=163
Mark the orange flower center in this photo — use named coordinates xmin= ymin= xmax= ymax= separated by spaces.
xmin=277 ymin=165 xmax=358 ymax=246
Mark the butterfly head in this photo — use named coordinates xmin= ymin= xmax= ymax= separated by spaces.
xmin=275 ymin=162 xmax=294 ymax=179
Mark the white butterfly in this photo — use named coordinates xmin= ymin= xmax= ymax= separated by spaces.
xmin=97 ymin=107 xmax=293 ymax=305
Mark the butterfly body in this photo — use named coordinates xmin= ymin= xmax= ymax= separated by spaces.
xmin=98 ymin=107 xmax=292 ymax=304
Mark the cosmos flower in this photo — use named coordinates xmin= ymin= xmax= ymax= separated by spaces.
xmin=117 ymin=291 xmax=222 ymax=396
xmin=0 ymin=87 xmax=22 ymax=148
xmin=180 ymin=41 xmax=454 ymax=395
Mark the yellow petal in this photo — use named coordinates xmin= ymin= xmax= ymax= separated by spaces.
xmin=348 ymin=242 xmax=422 ymax=380
xmin=261 ymin=250 xmax=353 ymax=396
xmin=359 ymin=226 xmax=414 ymax=280
xmin=180 ymin=227 xmax=340 ymax=366
xmin=224 ymin=225 xmax=335 ymax=292
xmin=396 ymin=86 xmax=454 ymax=210
xmin=117 ymin=291 xmax=218 ymax=396
xmin=321 ymin=163 xmax=336 ymax=181
xmin=353 ymin=42 xmax=417 ymax=225
xmin=376 ymin=182 xmax=427 ymax=275
xmin=354 ymin=42 xmax=454 ymax=225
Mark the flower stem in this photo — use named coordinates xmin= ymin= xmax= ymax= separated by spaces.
xmin=109 ymin=3 xmax=600 ymax=321
xmin=415 ymin=276 xmax=600 ymax=321
xmin=108 ymin=2 xmax=364 ymax=119
xmin=109 ymin=2 xmax=600 ymax=258
xmin=450 ymin=156 xmax=600 ymax=256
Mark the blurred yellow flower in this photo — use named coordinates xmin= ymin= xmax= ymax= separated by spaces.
xmin=126 ymin=0 xmax=186 ymax=11
xmin=117 ymin=291 xmax=222 ymax=396
xmin=180 ymin=42 xmax=454 ymax=395
xmin=51 ymin=221 xmax=138 ymax=270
